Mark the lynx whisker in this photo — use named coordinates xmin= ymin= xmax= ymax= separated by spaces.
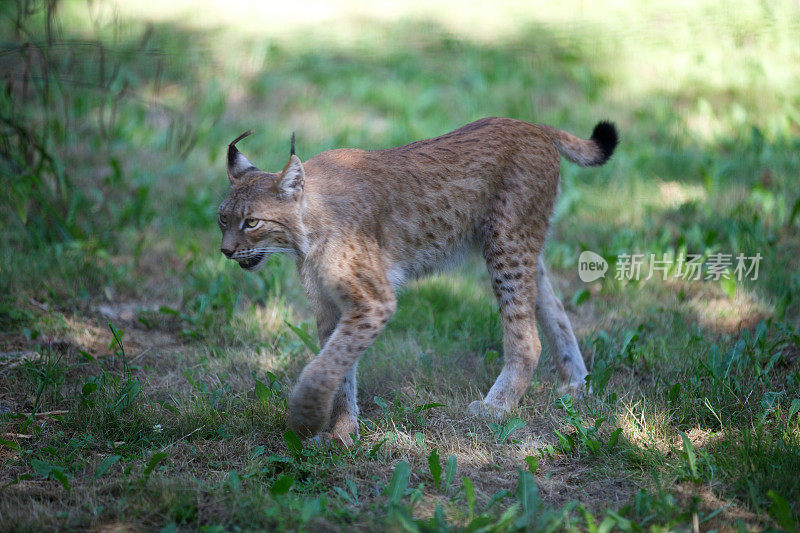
xmin=253 ymin=246 xmax=300 ymax=255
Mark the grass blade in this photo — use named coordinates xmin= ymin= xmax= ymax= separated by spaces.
xmin=284 ymin=320 xmax=320 ymax=354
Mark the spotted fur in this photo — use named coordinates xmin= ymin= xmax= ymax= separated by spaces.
xmin=217 ymin=117 xmax=618 ymax=443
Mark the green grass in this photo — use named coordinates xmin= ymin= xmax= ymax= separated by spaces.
xmin=2 ymin=0 xmax=800 ymax=530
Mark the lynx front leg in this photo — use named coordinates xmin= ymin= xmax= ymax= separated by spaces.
xmin=311 ymin=296 xmax=359 ymax=445
xmin=535 ymin=255 xmax=589 ymax=393
xmin=329 ymin=362 xmax=359 ymax=444
xmin=288 ymin=271 xmax=395 ymax=438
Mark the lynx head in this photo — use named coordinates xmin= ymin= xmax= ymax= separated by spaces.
xmin=218 ymin=131 xmax=306 ymax=271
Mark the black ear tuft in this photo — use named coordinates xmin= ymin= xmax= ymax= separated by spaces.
xmin=290 ymin=132 xmax=296 ymax=157
xmin=227 ymin=130 xmax=258 ymax=182
xmin=228 ymin=130 xmax=254 ymax=167
xmin=590 ymin=121 xmax=619 ymax=163
xmin=230 ymin=129 xmax=254 ymax=147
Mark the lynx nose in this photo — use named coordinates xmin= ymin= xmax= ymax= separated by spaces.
xmin=220 ymin=247 xmax=234 ymax=258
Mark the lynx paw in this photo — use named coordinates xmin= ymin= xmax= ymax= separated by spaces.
xmin=558 ymin=376 xmax=592 ymax=398
xmin=307 ymin=417 xmax=358 ymax=447
xmin=468 ymin=400 xmax=507 ymax=420
xmin=287 ymin=394 xmax=329 ymax=438
xmin=331 ymin=415 xmax=359 ymax=447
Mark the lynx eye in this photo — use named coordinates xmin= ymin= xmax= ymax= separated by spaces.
xmin=244 ymin=218 xmax=259 ymax=229
xmin=218 ymin=214 xmax=227 ymax=226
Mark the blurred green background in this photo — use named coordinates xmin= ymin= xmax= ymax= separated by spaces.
xmin=1 ymin=1 xmax=799 ymax=530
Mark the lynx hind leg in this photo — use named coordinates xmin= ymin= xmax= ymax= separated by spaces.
xmin=470 ymin=230 xmax=543 ymax=418
xmin=535 ymin=255 xmax=590 ymax=394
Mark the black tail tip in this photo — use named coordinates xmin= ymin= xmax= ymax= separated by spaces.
xmin=590 ymin=120 xmax=619 ymax=164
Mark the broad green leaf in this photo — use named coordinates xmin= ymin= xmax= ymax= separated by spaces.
xmin=301 ymin=497 xmax=322 ymax=522
xmin=374 ymin=396 xmax=388 ymax=411
xmin=767 ymin=490 xmax=798 ymax=533
xmin=30 ymin=458 xmax=52 ymax=477
xmin=525 ymin=455 xmax=539 ymax=475
xmin=413 ymin=402 xmax=445 ymax=413
xmin=114 ymin=378 xmax=141 ymax=413
xmin=142 ymin=451 xmax=169 ymax=481
xmin=789 ymin=196 xmax=800 ymax=226
xmin=386 ymin=461 xmax=410 ymax=505
xmin=667 ymin=382 xmax=681 ymax=403
xmin=680 ymin=432 xmax=698 ymax=481
xmin=464 ymin=515 xmax=494 ymax=533
xmin=571 ymin=287 xmax=591 ymax=307
xmin=485 ymin=489 xmax=511 ymax=512
xmin=333 ymin=486 xmax=356 ymax=505
xmin=554 ymin=429 xmax=572 ymax=453
xmin=368 ymin=438 xmax=387 ymax=457
xmin=444 ymin=454 xmax=457 ymax=492
xmin=0 ymin=438 xmax=21 ymax=451
xmin=1 ymin=473 xmax=32 ymax=491
xmin=788 ymin=398 xmax=800 ymax=422
xmin=254 ymin=377 xmax=271 ymax=407
xmin=608 ymin=428 xmax=623 ymax=449
xmin=346 ymin=479 xmax=358 ymax=504
xmin=514 ymin=468 xmax=539 ymax=526
xmin=720 ymin=276 xmax=736 ymax=299
xmin=158 ymin=305 xmax=180 ymax=316
xmin=283 ymin=430 xmax=303 ymax=462
xmin=495 ymin=503 xmax=521 ymax=529
xmin=391 ymin=507 xmax=419 ymax=533
xmin=270 ymin=474 xmax=294 ymax=495
xmin=428 ymin=448 xmax=441 ymax=491
xmin=226 ymin=470 xmax=241 ymax=492
xmin=597 ymin=515 xmax=618 ymax=533
xmin=462 ymin=476 xmax=475 ymax=520
xmin=93 ymin=455 xmax=121 ymax=481
xmin=497 ymin=417 xmax=526 ymax=444
xmin=51 ymin=469 xmax=70 ymax=494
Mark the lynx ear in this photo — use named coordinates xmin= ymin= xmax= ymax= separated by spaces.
xmin=227 ymin=130 xmax=258 ymax=183
xmin=277 ymin=154 xmax=304 ymax=199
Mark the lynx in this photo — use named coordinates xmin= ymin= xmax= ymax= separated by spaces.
xmin=217 ymin=117 xmax=618 ymax=444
